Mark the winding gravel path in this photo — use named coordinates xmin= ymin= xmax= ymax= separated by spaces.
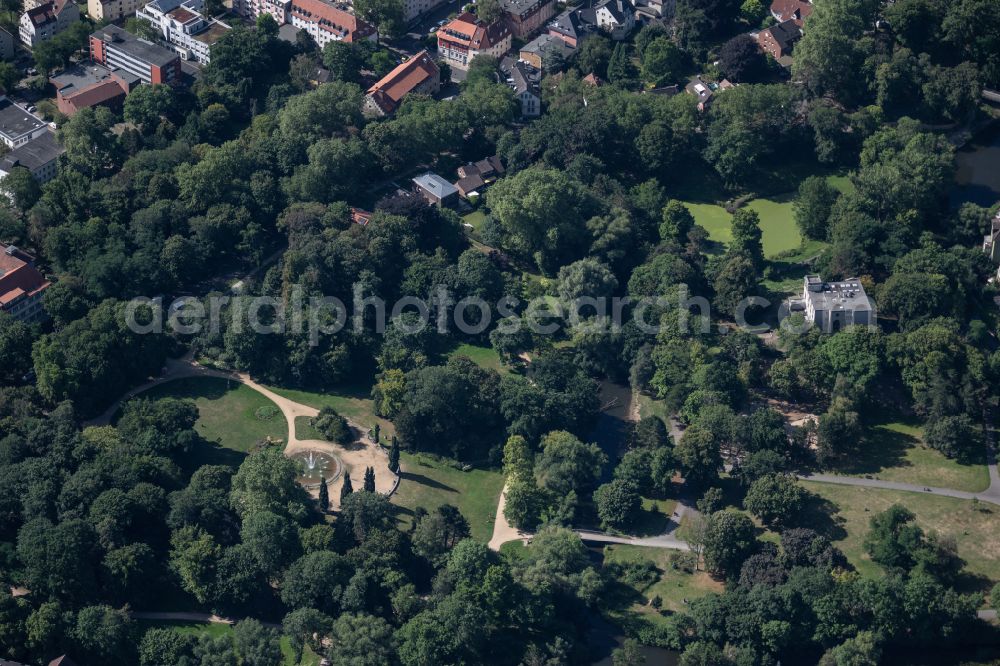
xmin=87 ymin=355 xmax=397 ymax=508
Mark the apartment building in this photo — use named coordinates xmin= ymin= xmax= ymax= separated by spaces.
xmin=19 ymin=0 xmax=79 ymax=47
xmin=437 ymin=12 xmax=511 ymax=70
xmin=136 ymin=0 xmax=231 ymax=64
xmin=500 ymin=0 xmax=555 ymax=38
xmin=287 ymin=0 xmax=376 ymax=48
xmin=90 ymin=25 xmax=181 ymax=84
xmin=88 ymin=0 xmax=143 ymax=22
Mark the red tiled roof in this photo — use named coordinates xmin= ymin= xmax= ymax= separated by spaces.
xmin=0 ymin=252 xmax=49 ymax=307
xmin=61 ymin=79 xmax=127 ymax=112
xmin=769 ymin=0 xmax=811 ymax=24
xmin=366 ymin=50 xmax=439 ymax=114
xmin=289 ymin=0 xmax=376 ymax=41
xmin=438 ymin=12 xmax=510 ymax=50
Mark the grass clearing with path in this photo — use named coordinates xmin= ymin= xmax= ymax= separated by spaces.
xmin=825 ymin=421 xmax=989 ymax=493
xmin=391 ymin=452 xmax=504 ymax=542
xmin=267 ymin=384 xmax=395 ymax=438
xmin=602 ymin=544 xmax=723 ymax=629
xmin=801 ymin=481 xmax=1000 ymax=592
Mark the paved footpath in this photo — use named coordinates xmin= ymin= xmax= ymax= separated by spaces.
xmin=488 ymin=401 xmax=699 ymax=552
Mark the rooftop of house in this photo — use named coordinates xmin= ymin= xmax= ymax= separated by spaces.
xmin=454 ymin=173 xmax=485 ymax=195
xmin=500 ymin=56 xmax=541 ymax=95
xmin=500 ymin=0 xmax=549 ymax=15
xmin=769 ymin=0 xmax=811 ymax=23
xmin=520 ymin=33 xmax=576 ymax=60
xmin=438 ymin=12 xmax=511 ymax=49
xmin=413 ymin=172 xmax=458 ymax=199
xmin=547 ymin=9 xmax=589 ymax=39
xmin=0 ymin=244 xmax=50 ymax=306
xmin=167 ymin=5 xmax=200 ymax=22
xmin=50 ymin=62 xmax=128 ymax=95
xmin=801 ymin=275 xmax=872 ymax=312
xmin=761 ymin=18 xmax=802 ymax=50
xmin=366 ymin=50 xmax=438 ymax=113
xmin=191 ymin=19 xmax=231 ymax=45
xmin=0 ymin=97 xmax=46 ymax=140
xmin=0 ymin=131 xmax=64 ymax=172
xmin=92 ymin=25 xmax=181 ymax=67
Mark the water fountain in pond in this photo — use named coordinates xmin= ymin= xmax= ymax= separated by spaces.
xmin=290 ymin=449 xmax=342 ymax=489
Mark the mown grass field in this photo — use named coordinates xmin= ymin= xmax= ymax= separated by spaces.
xmin=445 ymin=342 xmax=507 ymax=373
xmin=686 ymin=197 xmax=801 ymax=258
xmin=136 ymin=377 xmax=286 ymax=467
xmin=391 ymin=452 xmax=505 ymax=542
xmin=826 ymin=421 xmax=990 ymax=493
xmin=801 ymin=482 xmax=1000 ymax=592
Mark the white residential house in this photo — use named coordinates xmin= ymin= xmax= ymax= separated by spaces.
xmin=20 ymin=0 xmax=79 ymax=47
xmin=500 ymin=56 xmax=541 ymax=118
xmin=591 ymin=0 xmax=635 ymax=39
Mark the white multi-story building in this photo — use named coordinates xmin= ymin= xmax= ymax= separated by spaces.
xmin=136 ymin=0 xmax=231 ymax=64
xmin=19 ymin=0 xmax=79 ymax=47
xmin=789 ymin=275 xmax=875 ymax=333
xmin=234 ymin=0 xmax=376 ymax=48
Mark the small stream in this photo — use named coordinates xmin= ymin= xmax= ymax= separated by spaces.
xmin=584 ymin=382 xmax=682 ymax=665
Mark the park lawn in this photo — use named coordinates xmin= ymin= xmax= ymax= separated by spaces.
xmin=268 ymin=384 xmax=395 ymax=439
xmin=392 ymin=452 xmax=505 ymax=542
xmin=136 ymin=377 xmax=286 ymax=464
xmin=685 ymin=198 xmax=802 ymax=258
xmin=445 ymin=342 xmax=507 ymax=374
xmin=602 ymin=544 xmax=723 ymax=626
xmin=133 ymin=620 xmax=322 ymax=665
xmin=500 ymin=539 xmax=528 ymax=559
xmin=294 ymin=415 xmax=326 ymax=441
xmin=801 ymin=482 xmax=1000 ymax=591
xmin=826 ymin=421 xmax=990 ymax=493
xmin=744 ymin=195 xmax=800 ymax=256
xmin=627 ymin=497 xmax=678 ymax=537
xmin=637 ymin=394 xmax=671 ymax=425
xmin=826 ymin=173 xmax=854 ymax=194
xmin=462 ymin=210 xmax=487 ymax=231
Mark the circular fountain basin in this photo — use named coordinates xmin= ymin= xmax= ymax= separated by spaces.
xmin=289 ymin=449 xmax=342 ymax=489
